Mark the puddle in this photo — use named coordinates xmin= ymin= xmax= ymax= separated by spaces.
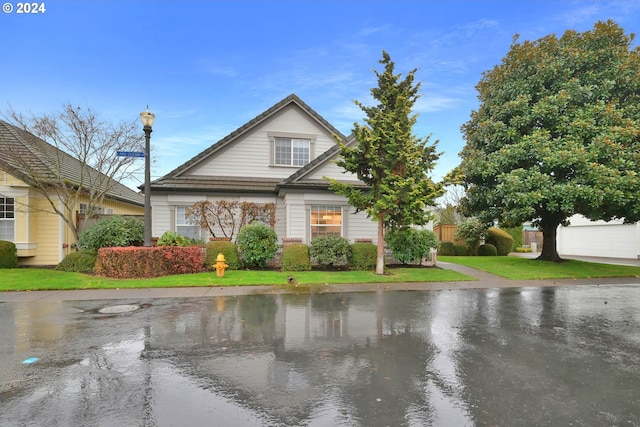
xmin=96 ymin=304 xmax=150 ymax=314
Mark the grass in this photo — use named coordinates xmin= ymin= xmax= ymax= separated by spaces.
xmin=0 ymin=267 xmax=474 ymax=292
xmin=4 ymin=257 xmax=638 ymax=293
xmin=439 ymin=256 xmax=640 ymax=280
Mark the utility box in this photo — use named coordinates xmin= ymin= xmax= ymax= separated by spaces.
xmin=531 ymin=242 xmax=538 ymax=253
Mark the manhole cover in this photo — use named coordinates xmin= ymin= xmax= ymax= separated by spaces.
xmin=98 ymin=304 xmax=141 ymax=314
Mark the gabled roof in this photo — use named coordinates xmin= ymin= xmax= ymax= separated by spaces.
xmin=277 ymin=133 xmax=367 ymax=191
xmin=0 ymin=119 xmax=144 ymax=207
xmin=152 ymin=94 xmax=347 ymax=188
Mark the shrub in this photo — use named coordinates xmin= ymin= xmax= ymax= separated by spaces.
xmin=503 ymin=224 xmax=523 ymax=251
xmin=310 ymin=235 xmax=352 ymax=266
xmin=96 ymin=246 xmax=205 ymax=278
xmin=350 ymin=242 xmax=377 ymax=270
xmin=438 ymin=241 xmax=455 ymax=256
xmin=486 ymin=227 xmax=515 ymax=256
xmin=478 ymin=244 xmax=498 ymax=256
xmin=385 ymin=227 xmax=438 ymax=264
xmin=157 ymin=231 xmax=192 ymax=247
xmin=455 ymin=217 xmax=488 ymax=255
xmin=454 ymin=244 xmax=468 ymax=256
xmin=77 ymin=216 xmax=144 ymax=252
xmin=281 ymin=244 xmax=311 ymax=271
xmin=206 ymin=240 xmax=241 ymax=270
xmin=0 ymin=240 xmax=18 ymax=268
xmin=56 ymin=251 xmax=97 ymax=273
xmin=236 ymin=222 xmax=278 ymax=268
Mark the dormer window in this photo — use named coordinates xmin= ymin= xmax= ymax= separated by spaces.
xmin=274 ymin=137 xmax=310 ymax=166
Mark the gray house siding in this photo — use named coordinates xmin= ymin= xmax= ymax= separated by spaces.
xmin=148 ymin=94 xmax=385 ymax=246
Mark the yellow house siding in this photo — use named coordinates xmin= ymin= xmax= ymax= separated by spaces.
xmin=0 ymin=183 xmax=140 ymax=266
xmin=18 ymin=196 xmax=60 ymax=266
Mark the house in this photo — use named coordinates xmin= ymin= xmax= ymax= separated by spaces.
xmin=0 ymin=120 xmax=144 ymax=266
xmin=557 ymin=215 xmax=640 ymax=260
xmin=150 ymin=94 xmax=379 ymax=245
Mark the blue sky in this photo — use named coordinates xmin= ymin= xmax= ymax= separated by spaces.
xmin=2 ymin=0 xmax=639 ymax=189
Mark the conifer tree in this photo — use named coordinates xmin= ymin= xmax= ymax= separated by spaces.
xmin=326 ymin=51 xmax=443 ymax=274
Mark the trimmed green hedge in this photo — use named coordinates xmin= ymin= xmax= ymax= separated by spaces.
xmin=0 ymin=240 xmax=18 ymax=268
xmin=206 ymin=240 xmax=241 ymax=270
xmin=56 ymin=251 xmax=97 ymax=273
xmin=438 ymin=241 xmax=455 ymax=256
xmin=281 ymin=244 xmax=312 ymax=271
xmin=454 ymin=244 xmax=468 ymax=256
xmin=350 ymin=242 xmax=377 ymax=270
xmin=478 ymin=244 xmax=498 ymax=256
xmin=486 ymin=227 xmax=515 ymax=256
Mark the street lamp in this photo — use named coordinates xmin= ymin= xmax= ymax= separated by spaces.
xmin=140 ymin=108 xmax=155 ymax=247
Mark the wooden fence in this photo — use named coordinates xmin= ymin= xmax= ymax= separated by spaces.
xmin=523 ymin=230 xmax=543 ymax=247
xmin=433 ymin=224 xmax=465 ymax=244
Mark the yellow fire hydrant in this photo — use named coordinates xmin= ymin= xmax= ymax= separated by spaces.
xmin=214 ymin=253 xmax=229 ymax=277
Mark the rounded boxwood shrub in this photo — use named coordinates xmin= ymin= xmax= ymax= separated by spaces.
xmin=478 ymin=243 xmax=498 ymax=256
xmin=157 ymin=230 xmax=192 ymax=247
xmin=438 ymin=241 xmax=455 ymax=256
xmin=454 ymin=244 xmax=468 ymax=256
xmin=0 ymin=240 xmax=18 ymax=268
xmin=236 ymin=222 xmax=278 ymax=268
xmin=206 ymin=240 xmax=241 ymax=270
xmin=350 ymin=242 xmax=377 ymax=270
xmin=385 ymin=227 xmax=438 ymax=264
xmin=486 ymin=227 xmax=515 ymax=256
xmin=310 ymin=235 xmax=352 ymax=266
xmin=56 ymin=251 xmax=97 ymax=273
xmin=281 ymin=244 xmax=311 ymax=271
xmin=77 ymin=216 xmax=144 ymax=253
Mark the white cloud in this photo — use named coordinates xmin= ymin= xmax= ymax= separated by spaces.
xmin=415 ymin=95 xmax=459 ymax=113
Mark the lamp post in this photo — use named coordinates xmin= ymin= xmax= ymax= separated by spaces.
xmin=140 ymin=108 xmax=155 ymax=247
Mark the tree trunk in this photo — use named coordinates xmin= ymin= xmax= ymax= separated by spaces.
xmin=376 ymin=214 xmax=385 ymax=275
xmin=536 ymin=215 xmax=564 ymax=262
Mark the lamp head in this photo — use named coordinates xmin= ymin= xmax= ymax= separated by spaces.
xmin=140 ymin=107 xmax=155 ymax=128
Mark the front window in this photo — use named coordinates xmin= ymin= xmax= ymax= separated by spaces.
xmin=310 ymin=205 xmax=342 ymax=238
xmin=0 ymin=197 xmax=15 ymax=241
xmin=176 ymin=206 xmax=200 ymax=240
xmin=275 ymin=137 xmax=310 ymax=166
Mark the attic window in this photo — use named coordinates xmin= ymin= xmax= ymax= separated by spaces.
xmin=274 ymin=137 xmax=310 ymax=166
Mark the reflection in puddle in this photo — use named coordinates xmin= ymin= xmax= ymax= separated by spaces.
xmin=1 ymin=286 xmax=640 ymax=426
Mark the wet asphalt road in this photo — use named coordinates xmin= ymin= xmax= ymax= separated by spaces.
xmin=1 ymin=283 xmax=640 ymax=426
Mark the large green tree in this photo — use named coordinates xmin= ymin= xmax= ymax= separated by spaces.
xmin=459 ymin=21 xmax=640 ymax=262
xmin=326 ymin=51 xmax=443 ymax=274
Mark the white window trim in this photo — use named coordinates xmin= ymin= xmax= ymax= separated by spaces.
xmin=0 ymin=196 xmax=15 ymax=241
xmin=175 ymin=206 xmax=200 ymax=240
xmin=307 ymin=204 xmax=348 ymax=241
xmin=268 ymin=131 xmax=315 ymax=167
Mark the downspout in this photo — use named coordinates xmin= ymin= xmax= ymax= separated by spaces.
xmin=59 ymin=200 xmax=65 ymax=263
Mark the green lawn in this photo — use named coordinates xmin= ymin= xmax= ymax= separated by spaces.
xmin=0 ymin=267 xmax=474 ymax=292
xmin=439 ymin=256 xmax=640 ymax=280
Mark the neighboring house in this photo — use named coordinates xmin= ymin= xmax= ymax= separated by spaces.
xmin=557 ymin=215 xmax=640 ymax=260
xmin=0 ymin=120 xmax=144 ymax=266
xmin=150 ymin=94 xmax=380 ymax=245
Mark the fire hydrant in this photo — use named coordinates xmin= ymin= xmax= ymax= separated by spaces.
xmin=214 ymin=253 xmax=229 ymax=277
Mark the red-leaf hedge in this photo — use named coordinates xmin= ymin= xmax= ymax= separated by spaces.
xmin=96 ymin=246 xmax=205 ymax=279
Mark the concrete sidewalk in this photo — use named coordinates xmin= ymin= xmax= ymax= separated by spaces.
xmin=509 ymin=251 xmax=640 ymax=266
xmin=2 ymin=255 xmax=639 ymax=302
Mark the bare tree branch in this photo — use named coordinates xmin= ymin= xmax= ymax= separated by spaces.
xmin=0 ymin=104 xmax=144 ymax=241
